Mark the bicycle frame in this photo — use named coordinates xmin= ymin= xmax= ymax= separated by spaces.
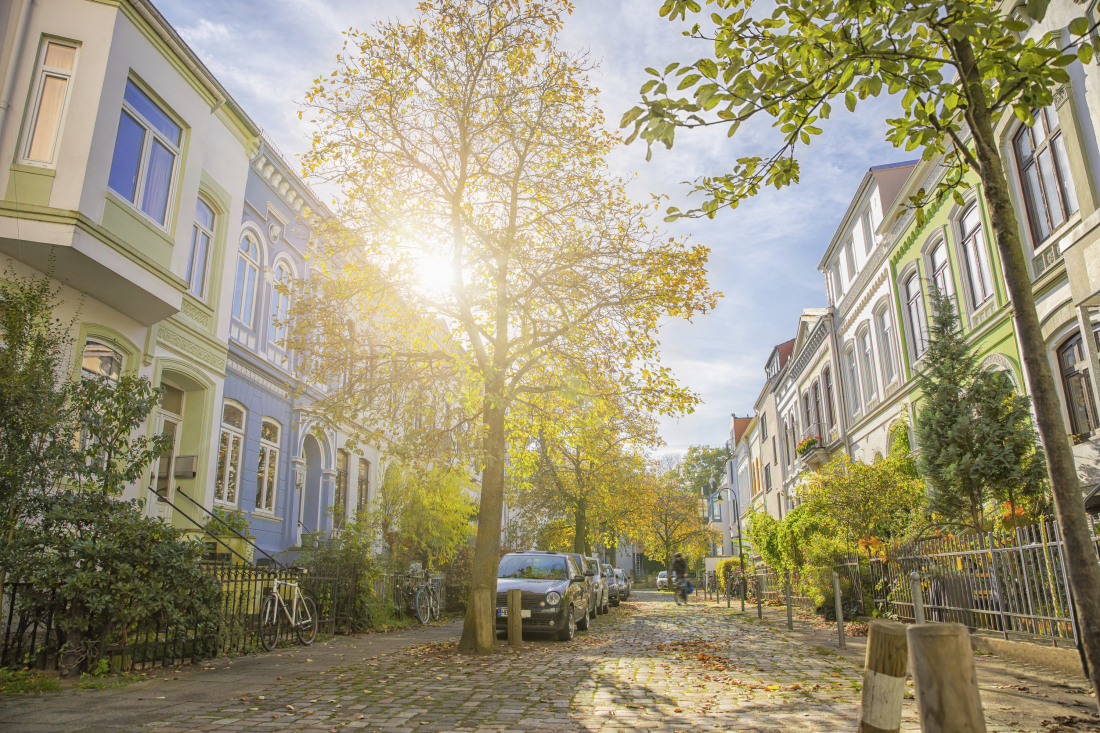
xmin=266 ymin=577 xmax=306 ymax=627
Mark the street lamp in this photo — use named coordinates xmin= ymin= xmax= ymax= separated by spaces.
xmin=708 ymin=477 xmax=747 ymax=610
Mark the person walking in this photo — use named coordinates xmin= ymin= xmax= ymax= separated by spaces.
xmin=671 ymin=552 xmax=689 ymax=605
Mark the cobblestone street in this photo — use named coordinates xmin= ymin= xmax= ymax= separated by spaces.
xmin=4 ymin=592 xmax=1099 ymax=733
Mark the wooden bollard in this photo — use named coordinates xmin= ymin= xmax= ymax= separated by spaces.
xmin=832 ymin=571 xmax=846 ymax=649
xmin=506 ymin=589 xmax=522 ymax=647
xmin=784 ymin=571 xmax=793 ymax=630
xmin=858 ymin=620 xmax=909 ymax=733
xmin=908 ymin=623 xmax=986 ymax=733
xmin=910 ymin=572 xmax=925 ymax=624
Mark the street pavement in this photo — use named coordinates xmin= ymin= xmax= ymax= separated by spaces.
xmin=2 ymin=590 xmax=1099 ymax=732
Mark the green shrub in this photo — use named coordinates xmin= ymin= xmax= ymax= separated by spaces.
xmin=1 ymin=491 xmax=221 ymax=676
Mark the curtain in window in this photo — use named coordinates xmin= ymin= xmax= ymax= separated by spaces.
xmin=141 ymin=139 xmax=174 ymax=224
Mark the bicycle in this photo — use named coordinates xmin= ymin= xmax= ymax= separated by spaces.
xmin=259 ymin=575 xmax=318 ymax=651
xmin=401 ymin=571 xmax=431 ymax=624
xmin=427 ymin=576 xmax=442 ymax=621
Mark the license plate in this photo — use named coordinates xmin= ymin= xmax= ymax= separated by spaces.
xmin=497 ymin=608 xmax=531 ymax=618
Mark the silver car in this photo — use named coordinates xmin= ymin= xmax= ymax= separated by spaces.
xmin=585 ymin=556 xmax=609 ymax=615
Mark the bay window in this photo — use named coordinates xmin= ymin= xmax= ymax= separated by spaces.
xmin=107 ymin=80 xmax=181 ymax=226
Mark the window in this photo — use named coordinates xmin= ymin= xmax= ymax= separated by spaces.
xmin=812 ymin=381 xmax=823 ymax=433
xmin=764 ymin=463 xmax=772 ymax=491
xmin=357 ymin=458 xmax=370 ymax=516
xmin=80 ymin=339 xmax=122 ymax=384
xmin=858 ymin=330 xmax=878 ymax=402
xmin=844 ymin=238 xmax=857 ymax=281
xmin=845 ymin=347 xmax=862 ymax=417
xmin=215 ymin=402 xmax=245 ymax=505
xmin=187 ymin=198 xmax=214 ymax=298
xmin=1059 ymin=332 xmax=1098 ymax=437
xmin=831 ymin=262 xmax=845 ymax=299
xmin=960 ymin=206 xmax=994 ymax=308
xmin=255 ymin=420 xmax=279 ymax=514
xmin=823 ymin=368 xmax=836 ymax=428
xmin=107 ymin=80 xmax=181 ymax=226
xmin=876 ymin=308 xmax=897 ymax=384
xmin=930 ymin=242 xmax=951 ymax=296
xmin=1015 ymin=106 xmax=1078 ymax=246
xmin=269 ymin=262 xmax=291 ymax=348
xmin=334 ymin=449 xmax=349 ymax=530
xmin=760 ymin=413 xmax=768 ymax=440
xmin=905 ymin=274 xmax=928 ymax=358
xmin=21 ymin=40 xmax=77 ymax=165
xmin=862 ymin=210 xmax=874 ymax=254
xmin=802 ymin=392 xmax=813 ymax=432
xmin=233 ymin=233 xmax=260 ymax=327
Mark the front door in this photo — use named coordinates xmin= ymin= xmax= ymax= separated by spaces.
xmin=151 ymin=413 xmax=179 ymax=521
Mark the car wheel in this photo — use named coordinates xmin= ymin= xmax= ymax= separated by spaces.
xmin=557 ymin=606 xmax=576 ymax=641
xmin=589 ymin=600 xmax=597 ymax=620
xmin=602 ymin=596 xmax=610 ymax=614
xmin=577 ymin=606 xmax=590 ymax=631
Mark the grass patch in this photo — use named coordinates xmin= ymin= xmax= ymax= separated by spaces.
xmin=0 ymin=669 xmax=61 ymax=694
xmin=76 ymin=672 xmax=143 ymax=690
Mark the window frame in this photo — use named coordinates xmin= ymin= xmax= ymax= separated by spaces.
xmin=334 ymin=449 xmax=349 ymax=530
xmin=214 ymin=400 xmax=246 ymax=507
xmin=1058 ymin=331 xmax=1099 ymax=438
xmin=79 ymin=338 xmax=123 ymax=385
xmin=857 ymin=327 xmax=878 ymax=403
xmin=357 ymin=458 xmax=371 ymax=517
xmin=18 ymin=38 xmax=79 ymax=168
xmin=845 ymin=345 xmax=862 ymax=418
xmin=233 ymin=232 xmax=261 ymax=329
xmin=903 ymin=272 xmax=929 ymax=360
xmin=187 ymin=197 xmax=215 ymax=299
xmin=875 ymin=305 xmax=897 ymax=385
xmin=822 ymin=367 xmax=836 ymax=429
xmin=268 ymin=261 xmax=292 ymax=350
xmin=844 ymin=237 xmax=857 ymax=283
xmin=107 ymin=79 xmax=183 ymax=229
xmin=958 ymin=204 xmax=995 ymax=311
xmin=255 ymin=419 xmax=280 ymax=515
xmin=861 ymin=209 xmax=874 ymax=255
xmin=1013 ymin=106 xmax=1079 ymax=249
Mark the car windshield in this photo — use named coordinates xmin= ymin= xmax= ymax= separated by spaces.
xmin=498 ymin=555 xmax=568 ymax=580
xmin=658 ymin=571 xmax=667 ymax=578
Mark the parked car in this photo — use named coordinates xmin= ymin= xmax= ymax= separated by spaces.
xmin=613 ymin=568 xmax=630 ymax=601
xmin=656 ymin=570 xmax=668 ymax=591
xmin=586 ymin=556 xmax=609 ymax=615
xmin=602 ymin=563 xmax=620 ymax=606
xmin=495 ymin=551 xmax=590 ymax=640
xmin=566 ymin=552 xmax=598 ymax=619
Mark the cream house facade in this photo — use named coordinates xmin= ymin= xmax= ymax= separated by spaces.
xmin=0 ymin=0 xmax=258 ymax=529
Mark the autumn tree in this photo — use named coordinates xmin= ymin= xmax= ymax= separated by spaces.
xmin=681 ymin=445 xmax=729 ymax=495
xmin=634 ymin=455 xmax=716 ymax=574
xmin=297 ymin=0 xmax=717 ymax=653
xmin=507 ymin=374 xmax=660 ymax=556
xmin=624 ymin=0 xmax=1100 ymax=696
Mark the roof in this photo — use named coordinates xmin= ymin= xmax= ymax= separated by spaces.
xmin=732 ymin=416 xmax=753 ymax=446
xmin=775 ymin=338 xmax=796 ymax=368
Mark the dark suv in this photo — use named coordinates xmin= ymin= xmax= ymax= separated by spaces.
xmin=495 ymin=551 xmax=590 ymax=640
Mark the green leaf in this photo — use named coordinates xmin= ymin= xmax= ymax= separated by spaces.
xmin=620 ymin=107 xmax=644 ymax=128
xmin=1026 ymin=0 xmax=1050 ymax=22
xmin=697 ymin=59 xmax=719 ymax=79
xmin=1069 ymin=17 xmax=1090 ymax=37
xmin=678 ymin=74 xmax=702 ymax=90
xmin=641 ymin=80 xmax=658 ymax=95
xmin=1080 ymin=44 xmax=1094 ymax=65
xmin=845 ymin=91 xmax=857 ymax=112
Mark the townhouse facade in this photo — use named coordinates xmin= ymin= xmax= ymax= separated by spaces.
xmin=0 ymin=0 xmax=385 ymax=561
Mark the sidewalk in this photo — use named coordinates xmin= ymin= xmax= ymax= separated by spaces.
xmin=0 ymin=619 xmax=462 ymax=733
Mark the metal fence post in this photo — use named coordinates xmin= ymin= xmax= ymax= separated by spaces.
xmin=910 ymin=571 xmax=924 ymax=624
xmin=833 ymin=571 xmax=846 ymax=649
xmin=756 ymin=573 xmax=762 ymax=619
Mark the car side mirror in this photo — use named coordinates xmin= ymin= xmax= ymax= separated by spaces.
xmin=585 ymin=569 xmax=596 ymax=576
xmin=573 ymin=574 xmax=585 ymax=583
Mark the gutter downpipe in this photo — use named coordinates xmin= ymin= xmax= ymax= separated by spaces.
xmin=0 ymin=0 xmax=34 ymax=145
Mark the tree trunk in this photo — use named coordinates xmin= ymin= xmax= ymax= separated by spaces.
xmin=457 ymin=385 xmax=507 ymax=655
xmin=61 ymin=599 xmax=87 ymax=679
xmin=955 ymin=37 xmax=1100 ymax=702
xmin=573 ymin=497 xmax=587 ymax=554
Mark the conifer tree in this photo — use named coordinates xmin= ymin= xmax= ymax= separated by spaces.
xmin=916 ymin=289 xmax=1047 ymax=532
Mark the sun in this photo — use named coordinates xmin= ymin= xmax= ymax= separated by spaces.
xmin=412 ymin=252 xmax=453 ymax=296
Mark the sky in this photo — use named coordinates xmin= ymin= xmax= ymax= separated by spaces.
xmin=156 ymin=0 xmax=907 ymax=454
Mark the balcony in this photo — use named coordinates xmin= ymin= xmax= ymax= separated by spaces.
xmin=797 ymin=422 xmax=829 ymax=468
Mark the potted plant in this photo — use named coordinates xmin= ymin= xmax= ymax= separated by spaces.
xmin=795 ymin=436 xmax=820 ymax=456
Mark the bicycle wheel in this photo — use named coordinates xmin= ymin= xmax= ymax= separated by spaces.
xmin=259 ymin=595 xmax=281 ymax=651
xmin=296 ymin=596 xmax=318 ymax=646
xmin=430 ymin=584 xmax=442 ymax=621
xmin=414 ymin=588 xmax=430 ymax=624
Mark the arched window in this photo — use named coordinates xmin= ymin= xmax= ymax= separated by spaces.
xmin=812 ymin=380 xmax=823 ymax=434
xmin=960 ymin=206 xmax=994 ymax=308
xmin=357 ymin=458 xmax=371 ymax=516
xmin=875 ymin=307 xmax=897 ymax=385
xmin=930 ymin=241 xmax=951 ymax=296
xmin=255 ymin=419 xmax=279 ymax=514
xmin=215 ymin=401 xmax=245 ymax=505
xmin=845 ymin=346 xmax=862 ymax=418
xmin=1014 ymin=106 xmax=1078 ymax=245
xmin=858 ymin=328 xmax=878 ymax=402
xmin=187 ymin=198 xmax=214 ymax=298
xmin=269 ymin=262 xmax=291 ymax=349
xmin=334 ymin=449 xmax=349 ymax=530
xmin=1059 ymin=332 xmax=1098 ymax=437
xmin=232 ymin=232 xmax=260 ymax=327
xmin=822 ymin=367 xmax=835 ymax=429
xmin=80 ymin=339 xmax=122 ymax=384
xmin=905 ymin=274 xmax=928 ymax=358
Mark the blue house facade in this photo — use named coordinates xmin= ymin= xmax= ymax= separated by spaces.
xmin=216 ymin=137 xmax=380 ymax=559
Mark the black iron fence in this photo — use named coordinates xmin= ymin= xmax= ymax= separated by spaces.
xmin=1 ymin=562 xmax=445 ymax=673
